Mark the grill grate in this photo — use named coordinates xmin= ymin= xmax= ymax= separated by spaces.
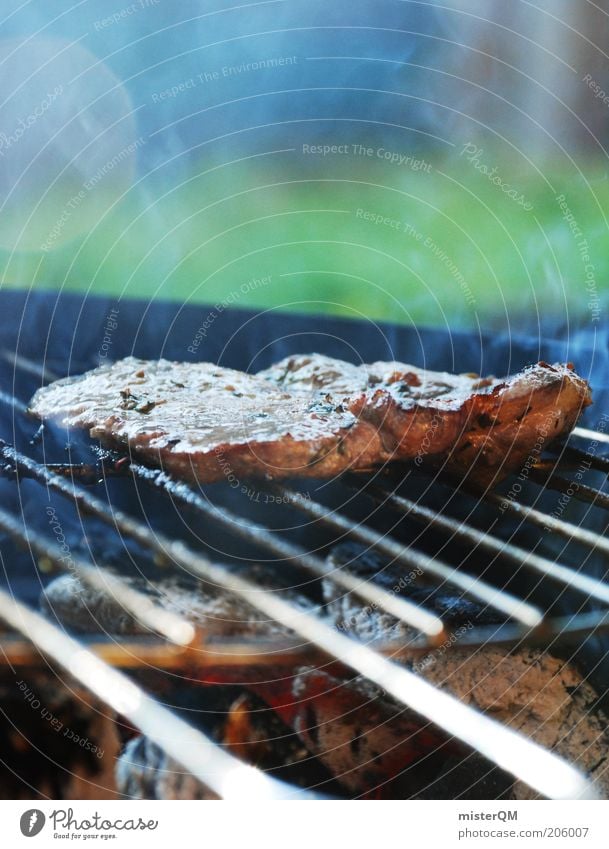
xmin=0 ymin=588 xmax=312 ymax=801
xmin=1 ymin=356 xmax=609 ymax=800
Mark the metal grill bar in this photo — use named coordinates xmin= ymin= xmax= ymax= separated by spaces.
xmin=484 ymin=490 xmax=609 ymax=559
xmin=0 ymin=588 xmax=315 ymax=800
xmin=6 ymin=435 xmax=609 ymax=631
xmin=530 ymin=468 xmax=609 ymax=512
xmin=274 ymin=484 xmax=542 ymax=628
xmin=571 ymin=426 xmax=609 ymax=446
xmin=2 ymin=361 xmax=607 ymax=797
xmin=0 ymin=505 xmax=196 ymax=646
xmin=4 ymin=607 xmax=609 ymax=670
xmin=10 ymin=429 xmax=609 ymax=610
xmin=127 ymin=534 xmax=599 ymax=800
xmin=1 ymin=349 xmax=58 ymax=383
xmin=182 ymin=548 xmax=600 ymax=800
xmin=123 ymin=463 xmax=545 ymax=627
xmin=0 ymin=444 xmax=445 ymax=641
xmin=0 ymin=633 xmax=315 ymax=669
xmin=137 ymin=470 xmax=446 ymax=638
xmin=0 ymin=390 xmax=27 ymax=414
xmin=0 ymin=447 xmax=596 ymax=797
xmin=551 ymin=442 xmax=609 ymax=475
xmin=361 ymin=483 xmax=609 ymax=607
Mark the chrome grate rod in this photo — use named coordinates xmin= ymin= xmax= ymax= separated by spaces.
xmin=362 ymin=482 xmax=609 ymax=607
xmin=274 ymin=483 xmax=542 ymax=628
xmin=484 ymin=490 xmax=609 ymax=559
xmin=0 ymin=443 xmax=446 ymax=641
xmin=571 ymin=426 xmax=609 ymax=447
xmin=0 ymin=441 xmax=595 ymax=797
xmin=0 ymin=588 xmax=316 ymax=800
xmin=530 ymin=468 xmax=609 ymax=512
xmin=160 ymin=543 xmax=598 ymax=801
xmin=0 ymin=505 xmax=196 ymax=647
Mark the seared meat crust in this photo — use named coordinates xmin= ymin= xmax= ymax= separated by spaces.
xmin=29 ymin=354 xmax=591 ymax=483
xmin=261 ymin=355 xmax=591 ymax=483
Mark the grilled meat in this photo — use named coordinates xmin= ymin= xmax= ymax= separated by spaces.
xmin=261 ymin=354 xmax=592 ymax=482
xmin=29 ymin=357 xmax=379 ymax=482
xmin=29 ymin=355 xmax=591 ymax=484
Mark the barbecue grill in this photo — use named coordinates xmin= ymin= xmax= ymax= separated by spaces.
xmin=1 ymin=290 xmax=608 ymax=801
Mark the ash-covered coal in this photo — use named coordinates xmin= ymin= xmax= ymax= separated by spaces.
xmin=39 ymin=544 xmax=609 ymax=799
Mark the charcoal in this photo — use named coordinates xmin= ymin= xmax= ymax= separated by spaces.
xmin=0 ymin=669 xmax=120 ymax=799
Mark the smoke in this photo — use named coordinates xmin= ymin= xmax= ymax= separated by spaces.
xmin=0 ymin=0 xmax=606 ymax=334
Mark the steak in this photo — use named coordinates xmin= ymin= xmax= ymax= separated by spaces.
xmin=260 ymin=354 xmax=592 ymax=482
xmin=29 ymin=354 xmax=591 ymax=484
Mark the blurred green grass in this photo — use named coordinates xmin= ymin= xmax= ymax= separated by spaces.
xmin=2 ymin=153 xmax=607 ymax=329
